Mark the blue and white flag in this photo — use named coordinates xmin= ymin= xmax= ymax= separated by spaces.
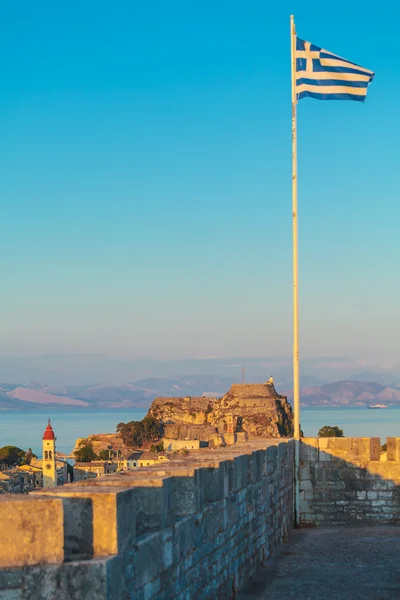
xmin=296 ymin=38 xmax=374 ymax=102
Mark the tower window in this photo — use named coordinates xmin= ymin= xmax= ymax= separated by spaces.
xmin=49 ymin=451 xmax=52 ymax=459
xmin=44 ymin=451 xmax=48 ymax=460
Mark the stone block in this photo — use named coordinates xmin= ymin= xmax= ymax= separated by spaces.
xmin=299 ymin=440 xmax=318 ymax=462
xmin=299 ymin=464 xmax=311 ymax=481
xmin=327 ymin=438 xmax=353 ymax=453
xmin=232 ymin=455 xmax=249 ymax=491
xmin=22 ymin=557 xmax=115 ymax=600
xmin=250 ymin=450 xmax=264 ymax=482
xmin=0 ymin=591 xmax=22 ymax=600
xmin=299 ymin=500 xmax=311 ymax=514
xmin=0 ymin=570 xmax=22 ymax=591
xmin=352 ymin=438 xmax=380 ymax=462
xmin=171 ymin=473 xmax=202 ymax=516
xmin=62 ymin=496 xmax=94 ymax=561
xmin=278 ymin=442 xmax=288 ymax=462
xmin=299 ymin=479 xmax=312 ymax=492
xmin=378 ymin=491 xmax=393 ymax=499
xmin=34 ymin=486 xmax=136 ymax=556
xmin=0 ymin=496 xmax=64 ymax=567
xmin=266 ymin=445 xmax=278 ymax=472
xmin=64 ymin=473 xmax=175 ymax=535
xmin=386 ymin=438 xmax=400 ymax=461
xmin=133 ymin=530 xmax=173 ymax=591
xmin=197 ymin=463 xmax=228 ymax=503
xmin=319 ymin=451 xmax=334 ymax=462
xmin=318 ymin=437 xmax=329 ymax=450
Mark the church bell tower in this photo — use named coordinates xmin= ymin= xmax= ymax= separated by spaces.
xmin=42 ymin=420 xmax=57 ymax=488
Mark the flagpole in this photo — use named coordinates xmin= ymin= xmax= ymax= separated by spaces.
xmin=290 ymin=14 xmax=300 ymax=525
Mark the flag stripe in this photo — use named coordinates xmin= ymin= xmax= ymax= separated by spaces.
xmin=298 ymin=91 xmax=367 ymax=102
xmin=319 ymin=51 xmax=374 ymax=74
xmin=296 ymin=70 xmax=371 ymax=82
xmin=320 ymin=58 xmax=374 ymax=74
xmin=296 ymin=83 xmax=367 ymax=96
xmin=311 ymin=61 xmax=375 ymax=77
xmin=296 ymin=78 xmax=369 ymax=89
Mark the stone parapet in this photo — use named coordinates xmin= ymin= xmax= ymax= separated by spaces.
xmin=299 ymin=437 xmax=400 ymax=526
xmin=0 ymin=439 xmax=294 ymax=600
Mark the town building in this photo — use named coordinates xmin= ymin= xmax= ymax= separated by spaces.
xmin=122 ymin=451 xmax=169 ymax=470
xmin=73 ymin=461 xmax=118 ymax=482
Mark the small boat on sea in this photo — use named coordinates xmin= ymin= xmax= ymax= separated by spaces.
xmin=367 ymin=404 xmax=388 ymax=409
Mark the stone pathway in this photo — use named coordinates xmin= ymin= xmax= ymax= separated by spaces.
xmin=238 ymin=527 xmax=400 ymax=600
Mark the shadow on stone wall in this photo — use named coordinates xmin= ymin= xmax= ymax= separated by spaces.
xmin=299 ymin=437 xmax=400 ymax=526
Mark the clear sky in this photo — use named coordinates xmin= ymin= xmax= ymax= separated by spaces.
xmin=0 ymin=1 xmax=398 ymax=364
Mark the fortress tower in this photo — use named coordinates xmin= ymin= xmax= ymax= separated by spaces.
xmin=42 ymin=420 xmax=57 ymax=488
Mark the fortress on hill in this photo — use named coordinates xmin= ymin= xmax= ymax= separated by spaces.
xmin=149 ymin=381 xmax=294 ymax=448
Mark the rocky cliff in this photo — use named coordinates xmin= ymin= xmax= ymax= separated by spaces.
xmin=71 ymin=433 xmax=125 ymax=457
xmin=147 ymin=382 xmax=294 ymax=439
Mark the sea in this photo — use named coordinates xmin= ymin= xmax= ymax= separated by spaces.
xmin=1 ymin=407 xmax=400 ymax=456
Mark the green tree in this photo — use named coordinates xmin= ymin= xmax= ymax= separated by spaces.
xmin=23 ymin=448 xmax=36 ymax=465
xmin=117 ymin=416 xmax=163 ymax=448
xmin=318 ymin=425 xmax=344 ymax=438
xmin=74 ymin=442 xmax=98 ymax=463
xmin=97 ymin=449 xmax=111 ymax=461
xmin=0 ymin=446 xmax=26 ymax=466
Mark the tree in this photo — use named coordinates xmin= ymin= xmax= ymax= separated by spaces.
xmin=117 ymin=416 xmax=163 ymax=448
xmin=318 ymin=425 xmax=344 ymax=438
xmin=74 ymin=442 xmax=98 ymax=463
xmin=23 ymin=448 xmax=36 ymax=465
xmin=0 ymin=446 xmax=26 ymax=466
xmin=97 ymin=449 xmax=111 ymax=461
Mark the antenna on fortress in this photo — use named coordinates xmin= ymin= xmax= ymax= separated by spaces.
xmin=241 ymin=367 xmax=245 ymax=384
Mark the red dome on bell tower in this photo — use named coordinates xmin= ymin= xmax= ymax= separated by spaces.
xmin=43 ymin=419 xmax=55 ymax=440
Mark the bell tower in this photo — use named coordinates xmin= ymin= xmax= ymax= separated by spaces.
xmin=42 ymin=419 xmax=57 ymax=488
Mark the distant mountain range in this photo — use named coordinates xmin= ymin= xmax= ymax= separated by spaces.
xmin=284 ymin=380 xmax=400 ymax=407
xmin=1 ymin=376 xmax=400 ymax=410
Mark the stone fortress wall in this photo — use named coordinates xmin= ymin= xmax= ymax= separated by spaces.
xmin=2 ymin=437 xmax=400 ymax=599
xmin=299 ymin=437 xmax=400 ymax=525
xmin=0 ymin=440 xmax=294 ymax=600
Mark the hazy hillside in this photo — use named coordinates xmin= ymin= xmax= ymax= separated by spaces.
xmin=298 ymin=380 xmax=400 ymax=407
xmin=1 ymin=376 xmax=400 ymax=410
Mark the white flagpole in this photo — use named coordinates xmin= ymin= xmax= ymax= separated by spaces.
xmin=290 ymin=14 xmax=300 ymax=524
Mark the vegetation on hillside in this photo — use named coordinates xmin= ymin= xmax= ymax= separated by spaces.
xmin=74 ymin=441 xmax=98 ymax=462
xmin=318 ymin=425 xmax=344 ymax=438
xmin=0 ymin=446 xmax=27 ymax=466
xmin=149 ymin=442 xmax=164 ymax=453
xmin=117 ymin=416 xmax=163 ymax=448
xmin=74 ymin=442 xmax=122 ymax=463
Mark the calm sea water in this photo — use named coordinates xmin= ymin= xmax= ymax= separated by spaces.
xmin=1 ymin=407 xmax=400 ymax=455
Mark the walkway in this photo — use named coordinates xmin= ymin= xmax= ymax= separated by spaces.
xmin=238 ymin=527 xmax=400 ymax=600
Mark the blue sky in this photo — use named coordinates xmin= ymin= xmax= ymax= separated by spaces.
xmin=0 ymin=1 xmax=398 ymax=364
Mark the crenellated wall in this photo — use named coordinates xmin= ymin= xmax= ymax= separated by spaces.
xmin=0 ymin=440 xmax=294 ymax=600
xmin=299 ymin=437 xmax=400 ymax=526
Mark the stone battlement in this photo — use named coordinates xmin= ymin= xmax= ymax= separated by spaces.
xmin=0 ymin=439 xmax=294 ymax=599
xmin=2 ymin=436 xmax=400 ymax=599
xmin=299 ymin=437 xmax=400 ymax=526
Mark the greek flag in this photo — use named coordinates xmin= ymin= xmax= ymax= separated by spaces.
xmin=296 ymin=38 xmax=375 ymax=102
